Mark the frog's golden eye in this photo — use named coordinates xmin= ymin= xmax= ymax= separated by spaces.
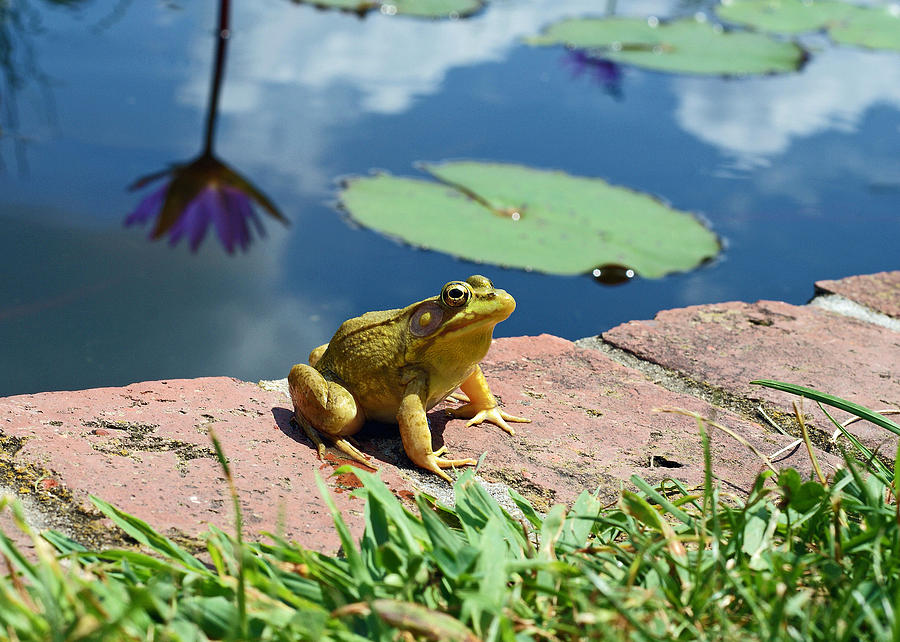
xmin=441 ymin=281 xmax=471 ymax=308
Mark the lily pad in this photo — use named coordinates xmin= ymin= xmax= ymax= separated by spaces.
xmin=338 ymin=162 xmax=720 ymax=277
xmin=717 ymin=0 xmax=900 ymax=52
xmin=293 ymin=0 xmax=483 ymax=19
xmin=826 ymin=4 xmax=900 ymax=52
xmin=527 ymin=17 xmax=807 ymax=75
xmin=716 ymin=0 xmax=855 ymax=34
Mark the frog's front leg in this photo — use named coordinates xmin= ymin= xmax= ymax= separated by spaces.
xmin=448 ymin=365 xmax=530 ymax=435
xmin=398 ymin=371 xmax=477 ymax=483
xmin=288 ymin=363 xmax=372 ymax=467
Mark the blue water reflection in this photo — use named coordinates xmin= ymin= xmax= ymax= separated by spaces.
xmin=1 ymin=0 xmax=897 ymax=395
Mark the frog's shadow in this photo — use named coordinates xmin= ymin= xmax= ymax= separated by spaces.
xmin=272 ymin=406 xmax=454 ymax=469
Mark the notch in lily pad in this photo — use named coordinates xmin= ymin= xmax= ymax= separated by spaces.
xmin=716 ymin=0 xmax=900 ymax=52
xmin=290 ymin=0 xmax=483 ymax=19
xmin=526 ymin=16 xmax=808 ymax=75
xmin=337 ymin=161 xmax=721 ymax=278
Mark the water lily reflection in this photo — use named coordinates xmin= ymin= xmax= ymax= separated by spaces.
xmin=126 ymin=153 xmax=286 ymax=253
xmin=565 ymin=50 xmax=623 ymax=98
xmin=125 ymin=0 xmax=286 ymax=253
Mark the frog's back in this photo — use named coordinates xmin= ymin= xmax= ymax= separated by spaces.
xmin=317 ymin=308 xmax=406 ymax=382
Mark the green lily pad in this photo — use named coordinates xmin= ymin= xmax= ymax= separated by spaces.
xmin=526 ymin=17 xmax=807 ymax=75
xmin=293 ymin=0 xmax=483 ymax=18
xmin=716 ymin=0 xmax=855 ymax=34
xmin=716 ymin=0 xmax=900 ymax=52
xmin=338 ymin=162 xmax=720 ymax=277
xmin=827 ymin=4 xmax=900 ymax=52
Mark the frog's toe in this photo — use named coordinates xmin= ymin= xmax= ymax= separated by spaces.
xmin=434 ymin=455 xmax=478 ymax=469
xmin=420 ymin=454 xmax=477 ymax=483
xmin=465 ymin=409 xmax=514 ymax=435
xmin=462 ymin=407 xmax=530 ymax=435
xmin=293 ymin=415 xmax=328 ymax=459
xmin=334 ymin=438 xmax=377 ymax=470
xmin=448 ymin=391 xmax=470 ymax=403
xmin=499 ymin=409 xmax=530 ymax=425
xmin=427 ymin=464 xmax=454 ymax=484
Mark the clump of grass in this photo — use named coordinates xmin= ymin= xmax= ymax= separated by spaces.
xmin=1 ymin=384 xmax=899 ymax=640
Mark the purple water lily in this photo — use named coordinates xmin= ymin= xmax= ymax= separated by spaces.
xmin=125 ymin=153 xmax=285 ymax=253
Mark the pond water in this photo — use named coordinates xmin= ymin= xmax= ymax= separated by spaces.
xmin=1 ymin=0 xmax=898 ymax=396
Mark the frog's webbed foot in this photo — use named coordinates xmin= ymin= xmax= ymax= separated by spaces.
xmin=291 ymin=415 xmax=328 ymax=460
xmin=291 ymin=414 xmax=376 ymax=469
xmin=448 ymin=404 xmax=530 ymax=435
xmin=332 ymin=437 xmax=377 ymax=470
xmin=448 ymin=365 xmax=530 ymax=435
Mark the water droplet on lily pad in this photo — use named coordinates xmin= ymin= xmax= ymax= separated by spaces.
xmin=337 ymin=161 xmax=721 ymax=278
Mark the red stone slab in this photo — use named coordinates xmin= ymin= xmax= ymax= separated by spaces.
xmin=603 ymin=301 xmax=900 ymax=455
xmin=0 ymin=336 xmax=839 ymax=554
xmin=815 ymin=271 xmax=900 ymax=319
xmin=437 ymin=336 xmax=838 ymax=508
xmin=0 ymin=378 xmax=388 ymax=554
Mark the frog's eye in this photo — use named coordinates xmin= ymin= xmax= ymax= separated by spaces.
xmin=410 ymin=303 xmax=444 ymax=337
xmin=441 ymin=282 xmax=471 ymax=308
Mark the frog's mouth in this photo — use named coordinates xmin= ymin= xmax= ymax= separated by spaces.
xmin=443 ymin=291 xmax=515 ymax=335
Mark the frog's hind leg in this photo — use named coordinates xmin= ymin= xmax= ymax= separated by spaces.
xmin=308 ymin=343 xmax=329 ymax=367
xmin=288 ymin=363 xmax=372 ymax=468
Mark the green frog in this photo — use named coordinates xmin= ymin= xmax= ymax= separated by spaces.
xmin=288 ymin=275 xmax=529 ymax=482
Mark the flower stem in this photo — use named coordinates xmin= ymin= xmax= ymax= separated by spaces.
xmin=203 ymin=0 xmax=230 ymax=155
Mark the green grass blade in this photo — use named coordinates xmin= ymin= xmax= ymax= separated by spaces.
xmin=819 ymin=402 xmax=894 ymax=482
xmin=473 ymin=517 xmax=509 ymax=615
xmin=895 ymin=438 xmax=900 ymax=522
xmin=89 ymin=496 xmax=206 ymax=571
xmin=343 ymin=465 xmax=424 ymax=551
xmin=620 ymin=491 xmax=664 ymax=532
xmin=207 ymin=428 xmax=248 ymax=640
xmin=40 ymin=530 xmax=90 ymax=558
xmin=453 ymin=469 xmax=526 ymax=549
xmin=507 ymin=487 xmax=543 ymax=530
xmin=751 ymin=380 xmax=900 ymax=436
xmin=0 ymin=530 xmax=40 ymax=585
xmin=559 ymin=491 xmax=601 ymax=551
xmin=314 ymin=471 xmax=373 ymax=598
xmin=630 ymin=476 xmax=696 ymax=528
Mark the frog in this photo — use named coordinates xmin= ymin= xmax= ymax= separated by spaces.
xmin=288 ymin=275 xmax=529 ymax=482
